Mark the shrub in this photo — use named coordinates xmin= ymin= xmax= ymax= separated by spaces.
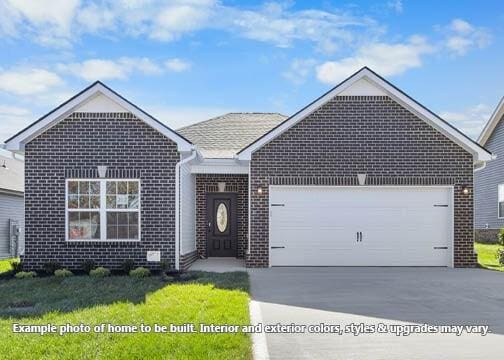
xmin=162 ymin=274 xmax=174 ymax=282
xmin=497 ymin=249 xmax=504 ymax=266
xmin=121 ymin=259 xmax=136 ymax=274
xmin=15 ymin=271 xmax=37 ymax=279
xmin=498 ymin=228 xmax=504 ymax=246
xmin=129 ymin=267 xmax=151 ymax=278
xmin=160 ymin=260 xmax=170 ymax=273
xmin=90 ymin=267 xmax=110 ymax=277
xmin=10 ymin=259 xmax=23 ymax=273
xmin=54 ymin=269 xmax=73 ymax=278
xmin=81 ymin=259 xmax=96 ymax=274
xmin=43 ymin=260 xmax=61 ymax=275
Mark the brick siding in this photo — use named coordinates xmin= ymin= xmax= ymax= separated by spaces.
xmin=179 ymin=250 xmax=199 ymax=271
xmin=195 ymin=174 xmax=248 ymax=258
xmin=248 ymin=96 xmax=476 ymax=267
xmin=23 ymin=112 xmax=179 ymax=271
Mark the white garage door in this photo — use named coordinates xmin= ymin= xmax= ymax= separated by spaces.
xmin=269 ymin=186 xmax=452 ymax=267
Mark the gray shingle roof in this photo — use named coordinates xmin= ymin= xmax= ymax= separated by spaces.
xmin=178 ymin=113 xmax=287 ymax=158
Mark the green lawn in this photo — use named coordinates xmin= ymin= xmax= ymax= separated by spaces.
xmin=475 ymin=242 xmax=504 ymax=272
xmin=0 ymin=272 xmax=251 ymax=359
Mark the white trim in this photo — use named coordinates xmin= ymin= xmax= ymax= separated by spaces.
xmin=4 ymin=82 xmax=192 ymax=153
xmin=175 ymin=150 xmax=198 ymax=270
xmin=498 ymin=184 xmax=504 ymax=219
xmin=247 ymin=161 xmax=251 ymax=256
xmin=268 ymin=185 xmax=455 ymax=268
xmin=238 ymin=68 xmax=492 ymax=162
xmin=65 ymin=178 xmax=141 ymax=242
xmin=249 ymin=300 xmax=270 ymax=360
xmin=190 ymin=158 xmax=249 ymax=174
xmin=478 ymin=97 xmax=504 ymax=146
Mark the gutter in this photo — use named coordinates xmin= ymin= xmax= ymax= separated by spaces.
xmin=474 ymin=154 xmax=496 ymax=172
xmin=175 ymin=148 xmax=198 ymax=271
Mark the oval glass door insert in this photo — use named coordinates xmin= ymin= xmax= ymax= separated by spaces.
xmin=216 ymin=203 xmax=228 ymax=233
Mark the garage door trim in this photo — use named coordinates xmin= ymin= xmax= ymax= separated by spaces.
xmin=268 ymin=185 xmax=455 ymax=268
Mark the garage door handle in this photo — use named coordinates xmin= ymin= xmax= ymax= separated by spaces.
xmin=271 ymin=246 xmax=285 ymax=249
xmin=433 ymin=246 xmax=448 ymax=250
xmin=356 ymin=232 xmax=362 ymax=242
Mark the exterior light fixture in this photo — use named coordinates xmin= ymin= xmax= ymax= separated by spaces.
xmin=462 ymin=186 xmax=470 ymax=195
xmin=257 ymin=187 xmax=263 ymax=195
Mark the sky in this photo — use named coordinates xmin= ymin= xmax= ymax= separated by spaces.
xmin=0 ymin=0 xmax=503 ymax=144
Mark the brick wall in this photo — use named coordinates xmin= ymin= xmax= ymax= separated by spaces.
xmin=195 ymin=174 xmax=248 ymax=258
xmin=23 ymin=112 xmax=179 ymax=271
xmin=249 ymin=96 xmax=476 ymax=267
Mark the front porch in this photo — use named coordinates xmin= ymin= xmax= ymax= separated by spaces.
xmin=189 ymin=257 xmax=246 ymax=272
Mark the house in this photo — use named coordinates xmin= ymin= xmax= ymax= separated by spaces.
xmin=2 ymin=67 xmax=493 ymax=270
xmin=475 ymin=97 xmax=504 ymax=242
xmin=0 ymin=152 xmax=24 ymax=259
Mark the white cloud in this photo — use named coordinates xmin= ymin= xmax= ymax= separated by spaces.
xmin=316 ymin=36 xmax=434 ymax=84
xmin=224 ymin=3 xmax=377 ymax=53
xmin=165 ymin=58 xmax=192 ymax=72
xmin=283 ymin=59 xmax=317 ymax=84
xmin=57 ymin=57 xmax=164 ymax=81
xmin=387 ymin=0 xmax=403 ymax=14
xmin=0 ymin=0 xmax=379 ymax=52
xmin=0 ymin=68 xmax=64 ymax=95
xmin=444 ymin=19 xmax=491 ymax=56
xmin=151 ymin=0 xmax=217 ymax=41
xmin=0 ymin=104 xmax=33 ymax=142
xmin=3 ymin=0 xmax=80 ymax=47
xmin=441 ymin=103 xmax=492 ymax=139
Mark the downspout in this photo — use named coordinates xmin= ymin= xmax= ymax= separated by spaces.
xmin=175 ymin=147 xmax=198 ymax=271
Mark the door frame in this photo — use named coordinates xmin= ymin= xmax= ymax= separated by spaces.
xmin=206 ymin=192 xmax=238 ymax=257
xmin=268 ymin=185 xmax=455 ymax=268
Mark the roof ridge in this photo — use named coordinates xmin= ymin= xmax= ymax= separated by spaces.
xmin=177 ymin=112 xmax=287 ymax=131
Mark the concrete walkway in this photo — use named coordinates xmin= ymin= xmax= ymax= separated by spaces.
xmin=249 ymin=267 xmax=504 ymax=360
xmin=188 ymin=257 xmax=245 ymax=272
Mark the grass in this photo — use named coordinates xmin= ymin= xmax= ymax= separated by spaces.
xmin=475 ymin=242 xmax=504 ymax=272
xmin=0 ymin=271 xmax=251 ymax=359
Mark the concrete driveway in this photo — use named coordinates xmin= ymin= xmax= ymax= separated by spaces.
xmin=248 ymin=267 xmax=504 ymax=360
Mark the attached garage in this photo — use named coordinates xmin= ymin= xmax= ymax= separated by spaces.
xmin=269 ymin=186 xmax=453 ymax=267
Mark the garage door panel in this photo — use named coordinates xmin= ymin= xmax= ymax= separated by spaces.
xmin=269 ymin=187 xmax=452 ymax=267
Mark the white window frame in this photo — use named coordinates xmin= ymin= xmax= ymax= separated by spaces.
xmin=498 ymin=184 xmax=504 ymax=219
xmin=65 ymin=179 xmax=141 ymax=242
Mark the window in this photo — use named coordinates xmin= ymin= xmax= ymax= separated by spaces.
xmin=499 ymin=184 xmax=504 ymax=218
xmin=66 ymin=179 xmax=140 ymax=241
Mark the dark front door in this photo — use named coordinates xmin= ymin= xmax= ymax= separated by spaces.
xmin=206 ymin=193 xmax=237 ymax=257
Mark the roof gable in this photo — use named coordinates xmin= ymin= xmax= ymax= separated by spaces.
xmin=3 ymin=81 xmax=193 ymax=153
xmin=237 ymin=67 xmax=492 ymax=162
xmin=478 ymin=97 xmax=504 ymax=146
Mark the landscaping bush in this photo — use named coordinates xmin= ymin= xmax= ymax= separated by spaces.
xmin=121 ymin=259 xmax=136 ymax=274
xmin=129 ymin=267 xmax=151 ymax=278
xmin=89 ymin=267 xmax=110 ymax=277
xmin=10 ymin=259 xmax=23 ymax=273
xmin=43 ymin=260 xmax=61 ymax=275
xmin=498 ymin=228 xmax=504 ymax=246
xmin=160 ymin=260 xmax=170 ymax=273
xmin=497 ymin=249 xmax=504 ymax=266
xmin=15 ymin=271 xmax=37 ymax=279
xmin=81 ymin=259 xmax=96 ymax=274
xmin=54 ymin=269 xmax=73 ymax=277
